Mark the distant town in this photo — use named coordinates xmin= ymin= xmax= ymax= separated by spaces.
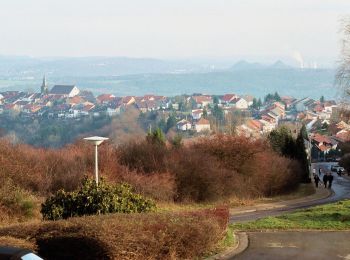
xmin=0 ymin=76 xmax=348 ymax=158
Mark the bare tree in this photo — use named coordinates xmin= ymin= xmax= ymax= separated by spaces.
xmin=337 ymin=16 xmax=350 ymax=99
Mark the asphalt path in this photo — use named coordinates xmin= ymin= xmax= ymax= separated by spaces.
xmin=229 ymin=162 xmax=350 ymax=260
xmin=233 ymin=231 xmax=350 ymax=260
xmin=230 ymin=162 xmax=350 ymax=223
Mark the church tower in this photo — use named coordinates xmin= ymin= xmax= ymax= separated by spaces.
xmin=41 ymin=75 xmax=48 ymax=95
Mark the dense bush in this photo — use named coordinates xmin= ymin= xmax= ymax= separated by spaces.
xmin=41 ymin=177 xmax=156 ymax=220
xmin=0 ymin=178 xmax=40 ymax=223
xmin=340 ymin=153 xmax=350 ymax=173
xmin=0 ymin=208 xmax=228 ymax=259
xmin=171 ymin=150 xmax=233 ymax=202
xmin=0 ymin=133 xmax=303 ymax=207
xmin=171 ymin=135 xmax=302 ymax=201
xmin=118 ymin=138 xmax=168 ymax=174
xmin=119 ymin=172 xmax=176 ymax=202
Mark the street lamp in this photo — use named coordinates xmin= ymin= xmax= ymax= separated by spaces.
xmin=84 ymin=136 xmax=109 ymax=185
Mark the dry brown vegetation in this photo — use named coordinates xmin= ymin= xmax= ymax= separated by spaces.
xmin=0 ymin=134 xmax=302 ymax=209
xmin=0 ymin=133 xmax=303 ymax=258
xmin=119 ymin=134 xmax=302 ymax=201
xmin=0 ymin=208 xmax=228 ymax=259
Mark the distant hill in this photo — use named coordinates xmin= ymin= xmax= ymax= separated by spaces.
xmin=270 ymin=60 xmax=292 ymax=69
xmin=230 ymin=60 xmax=293 ymax=70
xmin=0 ymin=56 xmax=212 ymax=77
xmin=230 ymin=60 xmax=266 ymax=70
xmin=0 ymin=57 xmax=336 ymax=100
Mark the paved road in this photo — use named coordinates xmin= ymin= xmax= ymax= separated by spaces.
xmin=229 ymin=162 xmax=350 ymax=260
xmin=233 ymin=231 xmax=350 ymax=260
xmin=230 ymin=162 xmax=350 ymax=223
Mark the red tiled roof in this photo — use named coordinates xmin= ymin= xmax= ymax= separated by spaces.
xmin=193 ymin=95 xmax=212 ymax=104
xmin=312 ymin=133 xmax=332 ymax=144
xmin=313 ymin=104 xmax=324 ymax=112
xmin=97 ymin=94 xmax=115 ymax=103
xmin=196 ymin=118 xmax=210 ymax=125
xmin=222 ymin=94 xmax=237 ymax=102
xmin=247 ymin=120 xmax=263 ymax=130
xmin=336 ymin=131 xmax=350 ymax=142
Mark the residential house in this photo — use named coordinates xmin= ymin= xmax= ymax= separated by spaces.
xmin=193 ymin=95 xmax=213 ymax=108
xmin=229 ymin=98 xmax=249 ymax=109
xmin=294 ymin=98 xmax=315 ymax=112
xmin=122 ymin=96 xmax=135 ymax=106
xmin=50 ymin=85 xmax=80 ymax=98
xmin=323 ymin=101 xmax=337 ymax=113
xmin=4 ymin=103 xmax=20 ymax=112
xmin=22 ymin=104 xmax=42 ymax=114
xmin=245 ymin=119 xmax=263 ymax=134
xmin=106 ymin=103 xmax=122 ymax=116
xmin=242 ymin=95 xmax=254 ymax=107
xmin=221 ymin=94 xmax=238 ymax=105
xmin=135 ymin=100 xmax=158 ymax=113
xmin=96 ymin=94 xmax=115 ymax=104
xmin=336 ymin=129 xmax=350 ymax=142
xmin=281 ymin=96 xmax=296 ymax=109
xmin=176 ymin=119 xmax=192 ymax=131
xmin=191 ymin=109 xmax=203 ymax=120
xmin=259 ymin=119 xmax=276 ymax=133
xmin=311 ymin=133 xmax=337 ymax=159
xmin=194 ymin=118 xmax=211 ymax=132
xmin=67 ymin=96 xmax=85 ymax=106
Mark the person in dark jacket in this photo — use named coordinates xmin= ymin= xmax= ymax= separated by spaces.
xmin=337 ymin=168 xmax=342 ymax=176
xmin=314 ymin=174 xmax=320 ymax=188
xmin=323 ymin=174 xmax=328 ymax=188
xmin=328 ymin=173 xmax=334 ymax=189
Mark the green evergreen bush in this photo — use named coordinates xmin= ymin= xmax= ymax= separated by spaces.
xmin=41 ymin=177 xmax=156 ymax=220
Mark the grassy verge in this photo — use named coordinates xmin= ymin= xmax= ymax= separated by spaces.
xmin=203 ymin=225 xmax=236 ymax=259
xmin=215 ymin=226 xmax=237 ymax=253
xmin=259 ymin=183 xmax=315 ymax=202
xmin=232 ymin=199 xmax=350 ymax=231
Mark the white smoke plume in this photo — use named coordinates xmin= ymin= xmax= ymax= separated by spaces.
xmin=292 ymin=50 xmax=304 ymax=69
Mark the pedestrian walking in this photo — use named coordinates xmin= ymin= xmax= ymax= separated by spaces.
xmin=323 ymin=173 xmax=328 ymax=188
xmin=337 ymin=168 xmax=342 ymax=177
xmin=328 ymin=173 xmax=334 ymax=189
xmin=318 ymin=168 xmax=322 ymax=176
xmin=314 ymin=174 xmax=320 ymax=188
xmin=312 ymin=168 xmax=316 ymax=177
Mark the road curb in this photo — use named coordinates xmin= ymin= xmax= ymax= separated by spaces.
xmin=206 ymin=232 xmax=248 ymax=260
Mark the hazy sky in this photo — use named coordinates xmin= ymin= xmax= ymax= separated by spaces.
xmin=0 ymin=0 xmax=349 ymax=65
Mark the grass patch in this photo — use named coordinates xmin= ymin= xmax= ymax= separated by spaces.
xmin=221 ymin=225 xmax=236 ymax=248
xmin=203 ymin=225 xmax=236 ymax=259
xmin=255 ymin=183 xmax=315 ymax=203
xmin=232 ymin=199 xmax=350 ymax=231
xmin=158 ymin=184 xmax=315 ymax=213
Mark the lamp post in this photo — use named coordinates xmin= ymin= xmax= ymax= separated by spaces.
xmin=84 ymin=136 xmax=109 ymax=185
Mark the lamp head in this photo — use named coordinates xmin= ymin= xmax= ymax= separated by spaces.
xmin=84 ymin=136 xmax=109 ymax=146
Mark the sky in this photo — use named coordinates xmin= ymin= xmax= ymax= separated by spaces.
xmin=0 ymin=0 xmax=349 ymax=66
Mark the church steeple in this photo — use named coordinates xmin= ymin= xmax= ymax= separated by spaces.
xmin=41 ymin=75 xmax=48 ymax=95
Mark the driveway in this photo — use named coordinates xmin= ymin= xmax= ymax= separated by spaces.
xmin=233 ymin=231 xmax=350 ymax=260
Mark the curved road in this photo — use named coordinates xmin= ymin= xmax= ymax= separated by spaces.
xmin=230 ymin=162 xmax=350 ymax=223
xmin=229 ymin=162 xmax=350 ymax=260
